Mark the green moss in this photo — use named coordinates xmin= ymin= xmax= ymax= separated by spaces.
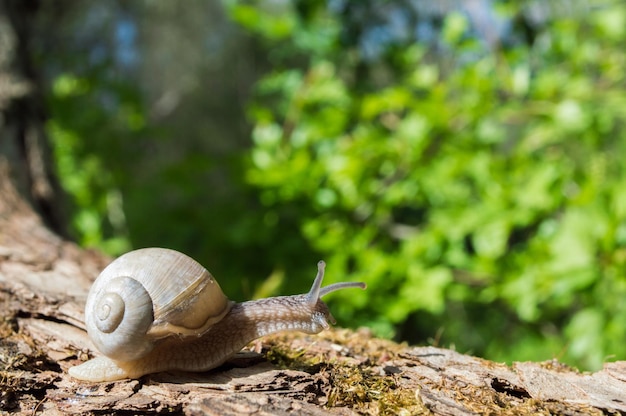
xmin=262 ymin=329 xmax=426 ymax=414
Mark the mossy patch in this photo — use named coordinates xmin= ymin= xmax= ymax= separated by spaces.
xmin=262 ymin=328 xmax=428 ymax=414
xmin=260 ymin=328 xmax=611 ymax=415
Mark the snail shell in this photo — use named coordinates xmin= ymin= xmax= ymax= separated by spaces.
xmin=84 ymin=248 xmax=232 ymax=361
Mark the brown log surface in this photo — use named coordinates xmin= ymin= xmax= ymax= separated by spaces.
xmin=2 ymin=173 xmax=626 ymax=415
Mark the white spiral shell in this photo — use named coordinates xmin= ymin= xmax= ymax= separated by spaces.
xmin=84 ymin=247 xmax=233 ymax=362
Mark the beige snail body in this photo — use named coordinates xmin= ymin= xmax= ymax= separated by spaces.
xmin=69 ymin=248 xmax=366 ymax=382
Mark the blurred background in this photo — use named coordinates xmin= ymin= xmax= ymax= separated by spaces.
xmin=18 ymin=0 xmax=626 ymax=370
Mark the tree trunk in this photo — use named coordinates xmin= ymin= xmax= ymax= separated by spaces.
xmin=2 ymin=2 xmax=626 ymax=415
xmin=0 ymin=0 xmax=69 ymax=236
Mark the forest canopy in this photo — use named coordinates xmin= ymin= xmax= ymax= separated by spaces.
xmin=38 ymin=0 xmax=626 ymax=371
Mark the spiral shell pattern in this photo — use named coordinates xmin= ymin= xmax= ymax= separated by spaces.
xmin=86 ymin=276 xmax=154 ymax=361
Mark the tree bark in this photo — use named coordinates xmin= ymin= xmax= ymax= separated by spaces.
xmin=0 ymin=0 xmax=69 ymax=237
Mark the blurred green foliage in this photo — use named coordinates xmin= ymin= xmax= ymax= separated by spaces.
xmin=45 ymin=1 xmax=626 ymax=370
xmin=49 ymin=72 xmax=141 ymax=254
xmin=232 ymin=1 xmax=626 ymax=370
xmin=43 ymin=1 xmax=287 ymax=301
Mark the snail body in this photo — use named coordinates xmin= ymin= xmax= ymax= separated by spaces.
xmin=69 ymin=248 xmax=366 ymax=382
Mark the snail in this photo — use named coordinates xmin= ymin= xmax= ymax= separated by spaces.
xmin=68 ymin=247 xmax=366 ymax=382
